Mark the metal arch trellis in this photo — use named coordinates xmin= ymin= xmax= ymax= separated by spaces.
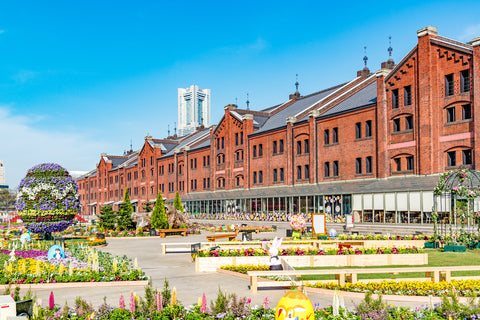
xmin=433 ymin=169 xmax=480 ymax=239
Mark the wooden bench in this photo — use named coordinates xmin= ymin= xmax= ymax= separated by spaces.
xmin=247 ymin=266 xmax=480 ymax=294
xmin=206 ymin=230 xmax=239 ymax=242
xmin=158 ymin=228 xmax=188 ymax=238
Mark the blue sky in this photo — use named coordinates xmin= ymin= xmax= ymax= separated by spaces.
xmin=1 ymin=0 xmax=480 ymax=188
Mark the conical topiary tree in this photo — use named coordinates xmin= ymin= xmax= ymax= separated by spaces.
xmin=98 ymin=205 xmax=115 ymax=230
xmin=174 ymin=191 xmax=184 ymax=213
xmin=151 ymin=191 xmax=168 ymax=230
xmin=116 ymin=188 xmax=135 ymax=230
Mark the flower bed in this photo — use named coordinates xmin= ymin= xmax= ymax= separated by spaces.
xmin=196 ymin=246 xmax=422 ymax=258
xmin=337 ymin=234 xmax=431 ymax=241
xmin=306 ymin=279 xmax=480 ymax=297
xmin=195 ymin=247 xmax=426 ymax=272
xmin=220 ymin=264 xmax=270 ymax=274
xmin=204 ymin=225 xmax=275 ymax=233
xmin=0 ymin=241 xmax=146 ymax=284
xmin=10 ymin=279 xmax=480 ymax=320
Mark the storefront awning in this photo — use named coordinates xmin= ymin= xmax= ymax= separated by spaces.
xmin=87 ymin=202 xmax=97 ymax=206
xmin=114 ymin=201 xmax=123 ymax=205
xmin=103 ymin=201 xmax=114 ymax=205
xmin=131 ymin=199 xmax=138 ymax=204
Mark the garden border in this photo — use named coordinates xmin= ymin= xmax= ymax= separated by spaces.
xmin=0 ymin=280 xmax=149 ymax=290
xmin=216 ymin=267 xmax=470 ymax=303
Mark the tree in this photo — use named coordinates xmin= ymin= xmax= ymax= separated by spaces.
xmin=173 ymin=191 xmax=184 ymax=213
xmin=122 ymin=187 xmax=134 ymax=214
xmin=151 ymin=191 xmax=168 ymax=230
xmin=143 ymin=201 xmax=153 ymax=213
xmin=0 ymin=189 xmax=16 ymax=212
xmin=116 ymin=188 xmax=135 ymax=230
xmin=98 ymin=205 xmax=115 ymax=230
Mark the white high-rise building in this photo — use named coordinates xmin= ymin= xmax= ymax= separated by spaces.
xmin=0 ymin=160 xmax=6 ymax=187
xmin=178 ymin=85 xmax=210 ymax=136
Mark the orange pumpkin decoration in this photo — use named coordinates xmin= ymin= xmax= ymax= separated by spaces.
xmin=275 ymin=290 xmax=314 ymax=320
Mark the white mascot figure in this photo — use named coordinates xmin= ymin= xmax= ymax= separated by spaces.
xmin=269 ymin=237 xmax=283 ymax=271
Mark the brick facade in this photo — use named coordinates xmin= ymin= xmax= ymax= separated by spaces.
xmin=77 ymin=26 xmax=479 ymax=219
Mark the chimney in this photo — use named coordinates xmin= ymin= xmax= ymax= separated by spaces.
xmin=381 ymin=60 xmax=395 ymax=70
xmin=417 ymin=26 xmax=438 ymax=38
xmin=224 ymin=104 xmax=237 ymax=110
xmin=289 ymin=92 xmax=301 ymax=100
xmin=357 ymin=67 xmax=370 ymax=77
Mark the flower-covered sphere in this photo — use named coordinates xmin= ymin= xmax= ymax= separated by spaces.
xmin=289 ymin=215 xmax=306 ymax=232
xmin=16 ymin=163 xmax=79 ymax=234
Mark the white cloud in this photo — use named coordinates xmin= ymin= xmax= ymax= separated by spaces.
xmin=0 ymin=106 xmax=109 ymax=189
xmin=459 ymin=24 xmax=480 ymax=41
xmin=12 ymin=70 xmax=39 ymax=83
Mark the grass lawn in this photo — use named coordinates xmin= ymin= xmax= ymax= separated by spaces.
xmin=296 ymin=249 xmax=480 ymax=281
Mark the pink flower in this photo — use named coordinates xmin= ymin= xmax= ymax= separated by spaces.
xmin=156 ymin=292 xmax=163 ymax=312
xmin=49 ymin=291 xmax=55 ymax=310
xmin=130 ymin=292 xmax=136 ymax=313
xmin=247 ymin=298 xmax=251 ymax=304
xmin=200 ymin=293 xmax=207 ymax=313
xmin=119 ymin=295 xmax=125 ymax=309
xmin=263 ymin=296 xmax=270 ymax=309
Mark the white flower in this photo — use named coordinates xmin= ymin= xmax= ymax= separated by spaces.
xmin=19 ymin=183 xmax=78 ymax=200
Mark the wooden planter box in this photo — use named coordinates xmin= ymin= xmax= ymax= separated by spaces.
xmin=444 ymin=245 xmax=466 ymax=252
xmin=195 ymin=253 xmax=428 ymax=272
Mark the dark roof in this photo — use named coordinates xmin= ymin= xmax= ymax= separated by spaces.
xmin=191 ymin=138 xmax=211 ymax=151
xmin=103 ymin=156 xmax=129 ymax=168
xmin=126 ymin=161 xmax=137 ymax=169
xmin=253 ymin=115 xmax=269 ymax=128
xmin=311 ymin=81 xmax=377 ymax=120
xmin=253 ymin=84 xmax=344 ymax=135
xmin=164 ymin=128 xmax=211 ymax=157
xmin=181 ymin=175 xmax=439 ymax=201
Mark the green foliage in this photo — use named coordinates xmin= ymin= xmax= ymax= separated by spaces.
xmin=140 ymin=278 xmax=158 ymax=314
xmin=0 ymin=189 xmax=16 ymax=211
xmin=355 ymin=291 xmax=389 ymax=320
xmin=116 ymin=188 xmax=135 ymax=231
xmin=210 ymin=286 xmax=229 ymax=316
xmin=439 ymin=293 xmax=468 ymax=319
xmin=122 ymin=188 xmax=134 ymax=215
xmin=98 ymin=205 xmax=116 ymax=230
xmin=151 ymin=191 xmax=168 ymax=229
xmin=142 ymin=201 xmax=153 ymax=213
xmin=109 ymin=308 xmax=131 ymax=320
xmin=173 ymin=191 xmax=184 ymax=212
xmin=161 ymin=278 xmax=172 ymax=308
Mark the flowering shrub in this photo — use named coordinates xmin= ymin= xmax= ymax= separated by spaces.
xmin=15 ymin=163 xmax=80 ymax=234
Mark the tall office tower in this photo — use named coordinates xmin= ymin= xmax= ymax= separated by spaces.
xmin=178 ymin=85 xmax=211 ymax=136
xmin=0 ymin=160 xmax=6 ymax=188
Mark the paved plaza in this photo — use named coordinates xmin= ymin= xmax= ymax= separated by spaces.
xmin=19 ymin=223 xmax=439 ymax=310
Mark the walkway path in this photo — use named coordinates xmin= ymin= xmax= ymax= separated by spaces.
xmin=24 ymin=229 xmax=431 ymax=310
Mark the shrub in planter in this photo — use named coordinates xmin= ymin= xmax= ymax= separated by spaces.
xmin=15 ymin=163 xmax=79 ymax=236
xmin=444 ymin=245 xmax=466 ymax=252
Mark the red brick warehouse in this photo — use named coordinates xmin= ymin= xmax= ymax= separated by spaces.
xmin=77 ymin=26 xmax=480 ymax=225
